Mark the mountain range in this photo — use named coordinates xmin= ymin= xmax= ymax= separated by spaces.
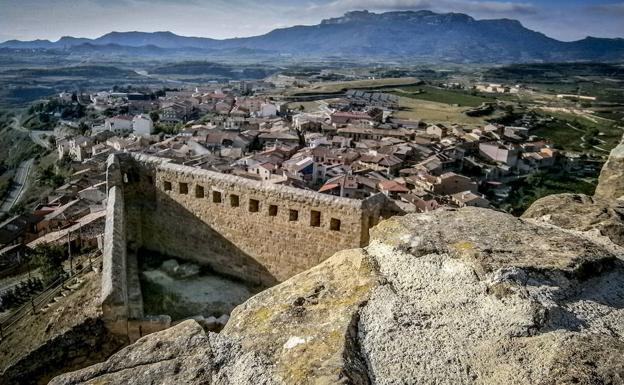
xmin=2 ymin=10 xmax=624 ymax=63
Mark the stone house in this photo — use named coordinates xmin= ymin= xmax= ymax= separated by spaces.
xmin=318 ymin=174 xmax=377 ymax=199
xmin=433 ymin=172 xmax=479 ymax=196
xmin=426 ymin=124 xmax=449 ymax=139
xmin=377 ymin=180 xmax=410 ymax=199
xmin=248 ymin=162 xmax=279 ymax=181
xmin=450 ymin=191 xmax=490 ymax=208
xmin=479 ymin=142 xmax=520 ymax=167
xmin=356 ymin=152 xmax=404 ymax=176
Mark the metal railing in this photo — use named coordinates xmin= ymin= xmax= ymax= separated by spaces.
xmin=0 ymin=254 xmax=101 ymax=343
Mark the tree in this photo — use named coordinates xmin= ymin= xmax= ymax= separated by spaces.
xmin=32 ymin=243 xmax=66 ymax=285
xmin=150 ymin=111 xmax=160 ymax=124
xmin=78 ymin=122 xmax=89 ymax=135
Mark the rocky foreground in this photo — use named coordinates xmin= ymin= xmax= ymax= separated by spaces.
xmin=50 ymin=204 xmax=624 ymax=384
xmin=50 ymin=140 xmax=624 ymax=385
xmin=523 ymin=137 xmax=624 ymax=248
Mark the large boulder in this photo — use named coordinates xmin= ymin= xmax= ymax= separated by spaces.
xmin=524 ymin=135 xmax=624 ymax=247
xmin=595 ymin=138 xmax=624 ymax=201
xmin=51 ymin=208 xmax=624 ymax=385
xmin=522 ymin=193 xmax=624 ymax=247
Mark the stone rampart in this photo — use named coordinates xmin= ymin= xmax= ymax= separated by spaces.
xmin=102 ymin=152 xmax=395 ymax=338
xmin=118 ymin=153 xmax=389 ymax=284
xmin=101 ymin=185 xmax=128 ymax=336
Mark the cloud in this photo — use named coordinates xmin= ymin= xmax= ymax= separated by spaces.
xmin=586 ymin=2 xmax=624 ymax=15
xmin=313 ymin=0 xmax=539 ymax=16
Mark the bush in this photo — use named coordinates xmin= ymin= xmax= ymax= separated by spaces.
xmin=0 ymin=277 xmax=44 ymax=311
xmin=32 ymin=243 xmax=67 ymax=285
xmin=39 ymin=164 xmax=66 ymax=188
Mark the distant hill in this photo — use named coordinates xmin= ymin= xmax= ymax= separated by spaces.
xmin=2 ymin=10 xmax=624 ymax=63
xmin=150 ymin=61 xmax=277 ymax=79
xmin=2 ymin=65 xmax=138 ymax=78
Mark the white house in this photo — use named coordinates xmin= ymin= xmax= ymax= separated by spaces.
xmin=132 ymin=114 xmax=154 ymax=136
xmin=479 ymin=142 xmax=520 ymax=167
xmin=104 ymin=116 xmax=133 ymax=133
xmin=258 ymin=103 xmax=278 ymax=118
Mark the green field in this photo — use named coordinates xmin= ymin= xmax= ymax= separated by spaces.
xmin=499 ymin=171 xmax=599 ymax=215
xmin=290 ymin=77 xmax=422 ymax=95
xmin=395 ymin=96 xmax=498 ymax=126
xmin=532 ymin=110 xmax=623 ymax=156
xmin=391 ymin=85 xmax=495 ymax=107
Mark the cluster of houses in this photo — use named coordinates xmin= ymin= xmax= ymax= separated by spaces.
xmin=474 ymin=83 xmax=520 ymax=94
xmin=0 ymin=78 xmax=578 ymax=276
xmin=0 ymin=165 xmax=108 ymax=273
xmin=46 ymin=80 xmax=573 ymax=220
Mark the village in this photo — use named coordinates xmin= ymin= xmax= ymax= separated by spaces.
xmin=0 ymin=77 xmax=593 ymax=283
xmin=1 ymin=2 xmax=624 ymax=381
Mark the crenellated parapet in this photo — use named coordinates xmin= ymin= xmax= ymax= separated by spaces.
xmin=101 ymin=152 xmax=398 ymax=340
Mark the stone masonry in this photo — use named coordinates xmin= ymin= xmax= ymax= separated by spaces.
xmin=101 ymin=153 xmax=395 ymax=340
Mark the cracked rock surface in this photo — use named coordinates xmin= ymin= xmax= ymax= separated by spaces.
xmin=51 ymin=207 xmax=624 ymax=385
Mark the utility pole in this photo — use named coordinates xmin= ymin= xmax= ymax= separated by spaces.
xmin=67 ymin=231 xmax=73 ymax=276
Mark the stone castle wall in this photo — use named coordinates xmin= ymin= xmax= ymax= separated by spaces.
xmin=102 ymin=152 xmax=392 ymax=338
xmin=122 ymin=153 xmax=387 ymax=284
xmin=101 ymin=183 xmax=134 ymax=337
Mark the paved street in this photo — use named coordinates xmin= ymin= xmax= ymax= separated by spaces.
xmin=0 ymin=158 xmax=34 ymax=213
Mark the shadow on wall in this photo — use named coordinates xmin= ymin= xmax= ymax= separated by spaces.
xmin=130 ymin=188 xmax=279 ymax=288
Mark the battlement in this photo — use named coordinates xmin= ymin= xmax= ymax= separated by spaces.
xmin=102 ymin=152 xmax=397 ymax=339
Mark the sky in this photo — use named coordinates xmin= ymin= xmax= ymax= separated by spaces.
xmin=0 ymin=0 xmax=623 ymax=42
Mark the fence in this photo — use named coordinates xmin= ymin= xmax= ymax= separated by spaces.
xmin=0 ymin=253 xmax=101 ymax=343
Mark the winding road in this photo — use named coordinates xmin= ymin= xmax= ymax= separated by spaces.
xmin=0 ymin=158 xmax=34 ymax=213
xmin=0 ymin=115 xmax=52 ymax=214
xmin=10 ymin=116 xmax=52 ymax=149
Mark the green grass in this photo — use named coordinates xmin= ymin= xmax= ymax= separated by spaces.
xmin=140 ymin=278 xmax=189 ymax=320
xmin=395 ymin=96 xmax=499 ymax=126
xmin=391 ymin=85 xmax=495 ymax=107
xmin=499 ymin=171 xmax=599 ymax=216
xmin=532 ymin=111 xmax=623 ymax=156
xmin=290 ymin=77 xmax=421 ymax=94
xmin=0 ymin=126 xmax=40 ymax=169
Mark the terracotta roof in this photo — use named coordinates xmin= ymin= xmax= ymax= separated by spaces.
xmin=378 ymin=180 xmax=409 ymax=193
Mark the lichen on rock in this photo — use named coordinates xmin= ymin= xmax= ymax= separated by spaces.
xmin=50 ymin=205 xmax=624 ymax=385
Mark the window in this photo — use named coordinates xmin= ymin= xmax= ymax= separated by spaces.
xmin=195 ymin=185 xmax=205 ymax=198
xmin=310 ymin=210 xmax=321 ymax=227
xmin=249 ymin=199 xmax=260 ymax=213
xmin=269 ymin=205 xmax=278 ymax=217
xmin=289 ymin=209 xmax=299 ymax=222
xmin=330 ymin=218 xmax=341 ymax=231
xmin=212 ymin=191 xmax=222 ymax=203
xmin=230 ymin=194 xmax=240 ymax=207
xmin=179 ymin=182 xmax=189 ymax=195
xmin=164 ymin=181 xmax=172 ymax=191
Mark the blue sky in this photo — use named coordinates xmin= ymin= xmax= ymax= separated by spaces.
xmin=0 ymin=0 xmax=623 ymax=42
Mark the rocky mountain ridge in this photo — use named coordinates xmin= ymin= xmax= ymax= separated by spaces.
xmin=50 ymin=138 xmax=624 ymax=385
xmin=2 ymin=10 xmax=624 ymax=62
